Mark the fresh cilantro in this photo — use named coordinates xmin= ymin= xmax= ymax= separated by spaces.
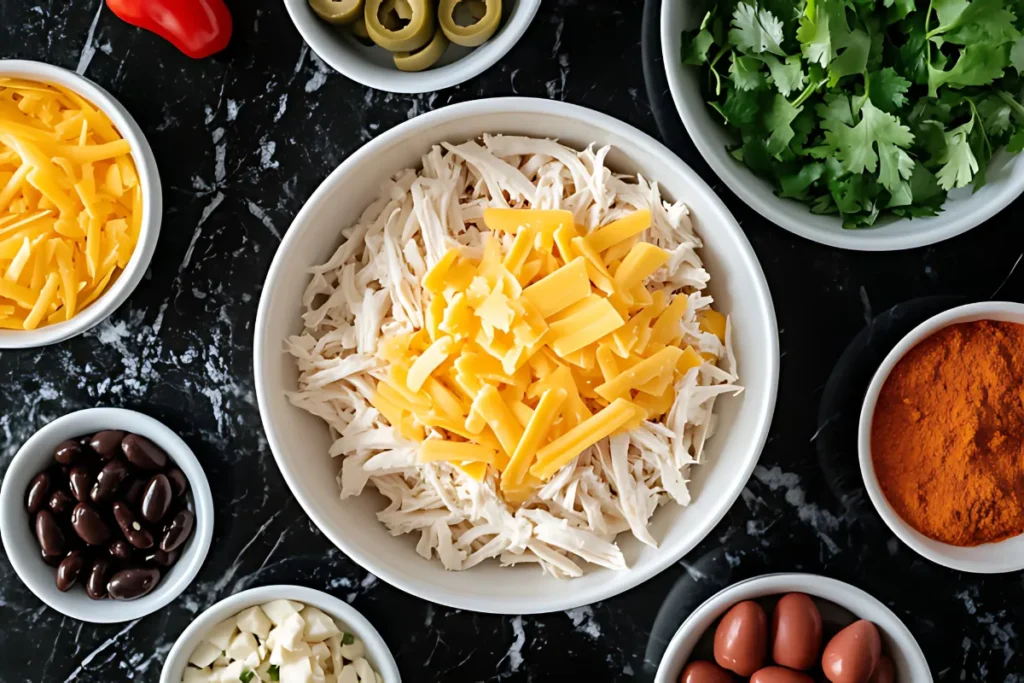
xmin=268 ymin=664 xmax=281 ymax=682
xmin=761 ymin=54 xmax=807 ymax=95
xmin=1009 ymin=127 xmax=1024 ymax=152
xmin=729 ymin=3 xmax=786 ymax=55
xmin=928 ymin=44 xmax=1009 ymax=96
xmin=937 ymin=116 xmax=981 ymax=188
xmin=929 ymin=0 xmax=1021 ymax=45
xmin=682 ymin=28 xmax=715 ymax=65
xmin=870 ymin=68 xmax=913 ymax=112
xmin=1011 ymin=36 xmax=1024 ymax=71
xmin=342 ymin=632 xmax=356 ymax=645
xmin=730 ymin=55 xmax=768 ymax=90
xmin=239 ymin=670 xmax=255 ymax=683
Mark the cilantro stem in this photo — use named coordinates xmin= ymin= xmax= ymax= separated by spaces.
xmin=966 ymin=98 xmax=991 ymax=157
xmin=924 ymin=0 xmax=934 ymax=67
xmin=792 ymin=79 xmax=826 ymax=109
xmin=996 ymin=91 xmax=1024 ymax=124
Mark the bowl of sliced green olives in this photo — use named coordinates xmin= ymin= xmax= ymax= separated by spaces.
xmin=284 ymin=0 xmax=541 ymax=93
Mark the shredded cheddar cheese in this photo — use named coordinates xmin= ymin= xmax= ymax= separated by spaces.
xmin=369 ymin=208 xmax=726 ymax=499
xmin=0 ymin=78 xmax=140 ymax=331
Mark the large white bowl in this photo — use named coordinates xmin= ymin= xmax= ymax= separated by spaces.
xmin=654 ymin=573 xmax=933 ymax=681
xmin=0 ymin=60 xmax=162 ymax=347
xmin=859 ymin=301 xmax=1024 ymax=573
xmin=254 ymin=97 xmax=779 ymax=614
xmin=0 ymin=408 xmax=214 ymax=623
xmin=160 ymin=585 xmax=401 ymax=683
xmin=284 ymin=0 xmax=542 ymax=93
xmin=660 ymin=4 xmax=1024 ymax=251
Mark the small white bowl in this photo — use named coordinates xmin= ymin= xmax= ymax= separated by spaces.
xmin=254 ymin=97 xmax=779 ymax=614
xmin=283 ymin=0 xmax=541 ymax=93
xmin=654 ymin=573 xmax=932 ymax=682
xmin=660 ymin=4 xmax=1024 ymax=251
xmin=160 ymin=585 xmax=401 ymax=683
xmin=859 ymin=301 xmax=1024 ymax=573
xmin=0 ymin=408 xmax=213 ymax=622
xmin=0 ymin=60 xmax=162 ymax=348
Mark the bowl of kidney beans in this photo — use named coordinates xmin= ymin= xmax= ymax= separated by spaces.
xmin=0 ymin=408 xmax=213 ymax=623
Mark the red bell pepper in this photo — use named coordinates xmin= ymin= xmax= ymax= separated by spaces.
xmin=105 ymin=0 xmax=233 ymax=59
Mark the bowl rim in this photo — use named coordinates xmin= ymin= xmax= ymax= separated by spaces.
xmin=253 ymin=95 xmax=780 ymax=614
xmin=159 ymin=584 xmax=402 ymax=683
xmin=658 ymin=2 xmax=1024 ymax=252
xmin=653 ymin=572 xmax=933 ymax=682
xmin=0 ymin=59 xmax=163 ymax=348
xmin=282 ymin=0 xmax=543 ymax=94
xmin=857 ymin=301 xmax=1024 ymax=573
xmin=0 ymin=407 xmax=214 ymax=623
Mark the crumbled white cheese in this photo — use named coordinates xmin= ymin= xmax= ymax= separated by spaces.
xmin=188 ymin=641 xmax=222 ymax=669
xmin=261 ymin=599 xmax=305 ymax=626
xmin=235 ymin=605 xmax=274 ymax=640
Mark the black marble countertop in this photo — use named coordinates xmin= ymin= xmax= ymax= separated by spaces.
xmin=1 ymin=1 xmax=1022 ymax=681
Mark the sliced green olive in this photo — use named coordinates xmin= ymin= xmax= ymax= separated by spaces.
xmin=309 ymin=0 xmax=363 ymax=25
xmin=439 ymin=0 xmax=501 ymax=48
xmin=349 ymin=16 xmax=375 ymax=45
xmin=394 ymin=26 xmax=449 ymax=71
xmin=365 ymin=0 xmax=435 ymax=52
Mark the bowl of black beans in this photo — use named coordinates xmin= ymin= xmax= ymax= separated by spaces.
xmin=0 ymin=408 xmax=213 ymax=623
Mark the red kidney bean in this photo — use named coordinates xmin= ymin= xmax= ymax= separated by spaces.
xmin=68 ymin=467 xmax=93 ymax=503
xmin=56 ymin=550 xmax=88 ymax=591
xmin=86 ymin=558 xmax=112 ymax=599
xmin=55 ymin=439 xmax=84 ymax=465
xmin=48 ymin=490 xmax=75 ymax=515
xmin=123 ymin=478 xmax=146 ymax=506
xmin=160 ymin=508 xmax=194 ymax=553
xmin=166 ymin=468 xmax=188 ymax=497
xmin=121 ymin=434 xmax=168 ymax=471
xmin=113 ymin=501 xmax=154 ymax=549
xmin=108 ymin=539 xmax=135 ymax=562
xmin=26 ymin=472 xmax=50 ymax=513
xmin=89 ymin=430 xmax=126 ymax=460
xmin=144 ymin=547 xmax=181 ymax=567
xmin=35 ymin=510 xmax=64 ymax=556
xmin=107 ymin=568 xmax=160 ymax=600
xmin=42 ymin=549 xmax=64 ymax=567
xmin=71 ymin=503 xmax=112 ymax=546
xmin=90 ymin=459 xmax=129 ymax=503
xmin=141 ymin=474 xmax=172 ymax=523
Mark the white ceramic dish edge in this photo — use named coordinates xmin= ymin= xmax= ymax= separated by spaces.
xmin=0 ymin=408 xmax=213 ymax=623
xmin=858 ymin=301 xmax=1024 ymax=573
xmin=660 ymin=3 xmax=1024 ymax=252
xmin=0 ymin=60 xmax=162 ymax=348
xmin=653 ymin=573 xmax=933 ymax=682
xmin=253 ymin=96 xmax=780 ymax=614
xmin=159 ymin=584 xmax=401 ymax=683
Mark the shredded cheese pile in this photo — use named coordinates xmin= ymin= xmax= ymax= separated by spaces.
xmin=0 ymin=78 xmax=140 ymax=330
xmin=287 ymin=136 xmax=741 ymax=578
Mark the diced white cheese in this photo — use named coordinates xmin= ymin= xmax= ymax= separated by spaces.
xmin=227 ymin=631 xmax=260 ymax=663
xmin=353 ymin=659 xmax=376 ymax=683
xmin=205 ymin=619 xmax=238 ymax=651
xmin=261 ymin=600 xmax=305 ymax=626
xmin=244 ymin=650 xmax=263 ymax=670
xmin=338 ymin=637 xmax=365 ymax=662
xmin=188 ymin=642 xmax=223 ymax=669
xmin=236 ymin=606 xmax=274 ymax=640
xmin=213 ymin=655 xmax=231 ymax=667
xmin=326 ymin=636 xmax=344 ymax=676
xmin=311 ymin=642 xmax=331 ymax=667
xmin=300 ymin=607 xmax=342 ymax=643
xmin=277 ymin=613 xmax=307 ymax=650
xmin=279 ymin=657 xmax=318 ymax=683
xmin=182 ymin=666 xmax=214 ymax=683
xmin=271 ymin=641 xmax=313 ymax=666
xmin=216 ymin=660 xmax=245 ymax=682
xmin=337 ymin=665 xmax=359 ymax=683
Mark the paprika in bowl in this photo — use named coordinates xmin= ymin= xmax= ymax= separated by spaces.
xmin=859 ymin=301 xmax=1024 ymax=573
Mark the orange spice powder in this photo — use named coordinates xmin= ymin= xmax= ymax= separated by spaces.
xmin=871 ymin=320 xmax=1024 ymax=546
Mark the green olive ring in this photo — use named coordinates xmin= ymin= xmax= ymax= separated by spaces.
xmin=438 ymin=0 xmax=501 ymax=48
xmin=365 ymin=0 xmax=436 ymax=52
xmin=394 ymin=26 xmax=449 ymax=71
xmin=309 ymin=0 xmax=364 ymax=25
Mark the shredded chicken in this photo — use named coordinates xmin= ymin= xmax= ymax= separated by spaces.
xmin=286 ymin=135 xmax=742 ymax=578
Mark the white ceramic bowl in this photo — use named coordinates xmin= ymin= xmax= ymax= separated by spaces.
xmin=859 ymin=301 xmax=1024 ymax=573
xmin=254 ymin=97 xmax=779 ymax=614
xmin=160 ymin=585 xmax=401 ymax=683
xmin=0 ymin=60 xmax=162 ymax=348
xmin=654 ymin=573 xmax=933 ymax=682
xmin=0 ymin=408 xmax=213 ymax=622
xmin=284 ymin=0 xmax=541 ymax=93
xmin=660 ymin=4 xmax=1024 ymax=252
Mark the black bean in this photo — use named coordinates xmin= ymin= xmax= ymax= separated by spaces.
xmin=26 ymin=472 xmax=50 ymax=514
xmin=141 ymin=474 xmax=172 ymax=523
xmin=143 ymin=547 xmax=180 ymax=567
xmin=86 ymin=558 xmax=112 ymax=599
xmin=112 ymin=501 xmax=154 ymax=549
xmin=108 ymin=539 xmax=135 ymax=562
xmin=56 ymin=550 xmax=88 ymax=591
xmin=123 ymin=478 xmax=146 ymax=506
xmin=48 ymin=490 xmax=75 ymax=515
xmin=120 ymin=434 xmax=168 ymax=471
xmin=89 ymin=430 xmax=126 ymax=460
xmin=107 ymin=568 xmax=160 ymax=600
xmin=71 ymin=503 xmax=112 ymax=546
xmin=54 ymin=439 xmax=83 ymax=465
xmin=90 ymin=459 xmax=129 ymax=503
xmin=165 ymin=468 xmax=189 ymax=498
xmin=159 ymin=508 xmax=194 ymax=553
xmin=68 ymin=467 xmax=93 ymax=503
xmin=34 ymin=510 xmax=64 ymax=556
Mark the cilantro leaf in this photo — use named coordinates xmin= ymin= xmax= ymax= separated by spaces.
xmin=1009 ymin=128 xmax=1024 ymax=152
xmin=780 ymin=162 xmax=825 ymax=198
xmin=823 ymin=101 xmax=916 ymax=189
xmin=886 ymin=0 xmax=918 ymax=22
xmin=1011 ymin=37 xmax=1024 ymax=72
xmin=730 ymin=54 xmax=769 ymax=90
xmin=927 ymin=43 xmax=1010 ymax=96
xmin=760 ymin=54 xmax=807 ymax=96
xmin=828 ymin=29 xmax=871 ymax=85
xmin=765 ymin=95 xmax=803 ymax=156
xmin=936 ymin=118 xmax=981 ymax=189
xmin=682 ymin=28 xmax=715 ymax=65
xmin=796 ymin=2 xmax=832 ymax=67
xmin=978 ymin=94 xmax=1014 ymax=134
xmin=870 ymin=68 xmax=912 ymax=112
xmin=729 ymin=2 xmax=786 ymax=56
xmin=717 ymin=87 xmax=764 ymax=128
xmin=929 ymin=0 xmax=1021 ymax=46
xmin=817 ymin=92 xmax=855 ymax=128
